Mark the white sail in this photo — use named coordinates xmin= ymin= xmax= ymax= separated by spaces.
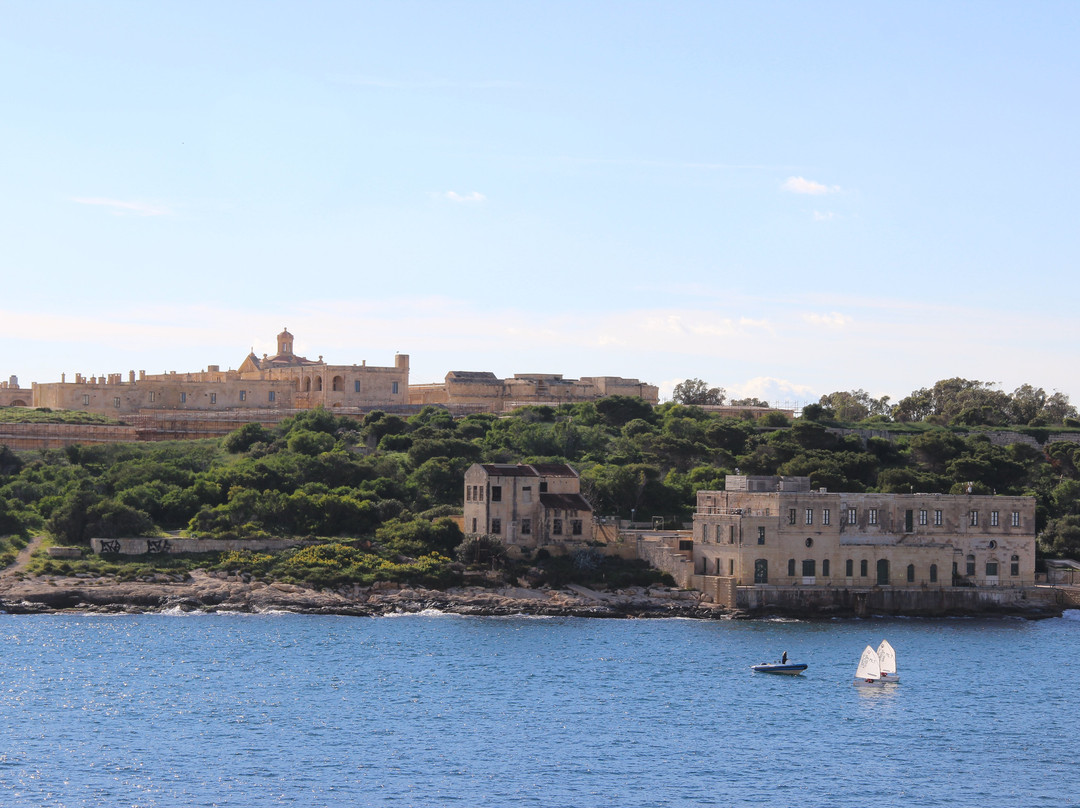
xmin=854 ymin=645 xmax=881 ymax=680
xmin=877 ymin=640 xmax=897 ymax=676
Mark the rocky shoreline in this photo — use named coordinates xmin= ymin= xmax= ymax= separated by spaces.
xmin=0 ymin=569 xmax=735 ymax=619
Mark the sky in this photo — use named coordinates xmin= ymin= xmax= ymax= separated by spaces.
xmin=3 ymin=1 xmax=1079 ymax=408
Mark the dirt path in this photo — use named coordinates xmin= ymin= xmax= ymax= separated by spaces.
xmin=2 ymin=534 xmax=45 ymax=576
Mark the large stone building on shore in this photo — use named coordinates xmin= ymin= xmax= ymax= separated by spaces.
xmin=692 ymin=475 xmax=1036 ymax=588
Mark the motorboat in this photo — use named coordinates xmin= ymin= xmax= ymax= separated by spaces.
xmin=751 ymin=660 xmax=808 ymax=675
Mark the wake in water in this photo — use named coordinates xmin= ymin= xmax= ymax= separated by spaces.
xmin=1062 ymin=609 xmax=1080 ymax=622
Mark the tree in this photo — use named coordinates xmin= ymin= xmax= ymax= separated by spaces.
xmin=672 ymin=378 xmax=725 ymax=406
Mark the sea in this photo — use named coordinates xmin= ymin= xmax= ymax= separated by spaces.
xmin=1 ymin=609 xmax=1078 ymax=808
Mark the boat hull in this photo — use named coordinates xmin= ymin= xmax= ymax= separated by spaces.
xmin=853 ymin=677 xmax=887 ymax=688
xmin=752 ymin=663 xmax=808 ymax=675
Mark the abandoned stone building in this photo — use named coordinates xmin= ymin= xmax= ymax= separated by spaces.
xmin=463 ymin=463 xmax=595 ymax=547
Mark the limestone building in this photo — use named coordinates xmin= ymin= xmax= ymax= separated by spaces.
xmin=30 ymin=329 xmax=409 ymax=416
xmin=0 ymin=376 xmax=30 ymax=408
xmin=693 ymin=475 xmax=1036 ymax=587
xmin=411 ymin=371 xmax=659 ymax=412
xmin=464 ymin=463 xmax=595 ymax=546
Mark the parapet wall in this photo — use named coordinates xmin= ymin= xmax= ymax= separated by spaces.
xmin=90 ymin=537 xmax=310 ymax=555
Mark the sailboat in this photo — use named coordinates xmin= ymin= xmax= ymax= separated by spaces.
xmin=876 ymin=640 xmax=900 ymax=683
xmin=853 ymin=645 xmax=886 ymax=688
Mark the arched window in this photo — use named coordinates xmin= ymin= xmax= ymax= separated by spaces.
xmin=787 ymin=558 xmax=796 ymax=577
xmin=966 ymin=554 xmax=976 ymax=576
xmin=845 ymin=558 xmax=854 ymax=577
xmin=906 ymin=564 xmax=915 ymax=583
xmin=315 ymin=376 xmax=323 ymax=392
xmin=929 ymin=564 xmax=938 ymax=583
xmin=822 ymin=559 xmax=830 ymax=577
xmin=876 ymin=559 xmax=889 ymax=585
xmin=754 ymin=559 xmax=768 ymax=584
xmin=1010 ymin=555 xmax=1020 ymax=577
xmin=304 ymin=377 xmax=312 ymax=392
xmin=332 ymin=375 xmax=344 ymax=392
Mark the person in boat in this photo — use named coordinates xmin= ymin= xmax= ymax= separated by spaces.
xmin=781 ymin=651 xmax=788 ymax=664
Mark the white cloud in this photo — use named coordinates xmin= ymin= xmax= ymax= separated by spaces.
xmin=813 ymin=210 xmax=836 ymax=221
xmin=803 ymin=312 xmax=851 ymax=329
xmin=442 ymin=191 xmax=486 ymax=203
xmin=782 ymin=176 xmax=840 ymax=195
xmin=71 ymin=197 xmax=170 ymax=216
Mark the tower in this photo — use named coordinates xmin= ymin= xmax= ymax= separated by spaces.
xmin=277 ymin=328 xmax=294 ymax=357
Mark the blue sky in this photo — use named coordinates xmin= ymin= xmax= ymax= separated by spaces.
xmin=4 ymin=1 xmax=1079 ymax=407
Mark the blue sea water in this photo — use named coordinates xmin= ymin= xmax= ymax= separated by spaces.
xmin=0 ymin=609 xmax=1078 ymax=808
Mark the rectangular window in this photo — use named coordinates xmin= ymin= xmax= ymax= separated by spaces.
xmin=757 ymin=526 xmax=765 ymax=545
xmin=239 ymin=390 xmax=246 ymax=402
xmin=210 ymin=393 xmax=217 ymax=405
xmin=149 ymin=391 xmax=156 ymax=403
xmin=860 ymin=559 xmax=868 ymax=577
xmin=392 ymin=381 xmax=399 ymax=395
xmin=522 ymin=486 xmax=532 ymax=504
xmin=491 ymin=518 xmax=501 ymax=535
xmin=354 ymin=380 xmax=361 ymax=393
xmin=466 ymin=486 xmax=472 ymax=502
xmin=490 ymin=486 xmax=502 ymax=502
xmin=471 ymin=518 xmax=477 ymax=533
xmin=802 ymin=559 xmax=815 ymax=577
xmin=986 ymin=562 xmax=998 ymax=576
xmin=969 ymin=510 xmax=979 ymax=526
xmin=521 ymin=518 xmax=531 ymax=535
xmin=805 ymin=508 xmax=813 ymax=526
xmin=823 ymin=509 xmax=830 ymax=526
xmin=729 ymin=525 xmax=735 ymax=544
xmin=539 ymin=482 xmax=548 ymax=493
xmin=702 ymin=523 xmax=710 ymax=542
xmin=904 ymin=510 xmax=914 ymax=532
xmin=846 ymin=559 xmax=854 ymax=577
xmin=1011 ymin=558 xmax=1020 ymax=576
xmin=180 ymin=392 xmax=187 ymax=404
xmin=571 ymin=519 xmax=583 ymax=536
xmin=113 ymin=397 xmax=120 ymax=408
xmin=729 ymin=559 xmax=735 ymax=575
xmin=822 ymin=559 xmax=830 ymax=577
xmin=82 ymin=394 xmax=90 ymax=405
xmin=966 ymin=558 xmax=976 ymax=576
xmin=847 ymin=508 xmax=857 ymax=525
xmin=868 ymin=508 xmax=878 ymax=526
xmin=1011 ymin=511 xmax=1020 ymax=527
xmin=934 ymin=509 xmax=943 ymax=526
xmin=268 ymin=391 xmax=275 ymax=402
xmin=553 ymin=518 xmax=563 ymax=536
xmin=788 ymin=508 xmax=797 ymax=525
xmin=991 ymin=510 xmax=999 ymax=526
xmin=919 ymin=509 xmax=928 ymax=526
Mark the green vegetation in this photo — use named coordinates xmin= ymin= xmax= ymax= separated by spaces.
xmin=0 ymin=407 xmax=123 ymax=425
xmin=2 ymin=377 xmax=1080 ymax=589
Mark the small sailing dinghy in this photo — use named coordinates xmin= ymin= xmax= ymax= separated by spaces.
xmin=853 ymin=645 xmax=886 ymax=688
xmin=876 ymin=640 xmax=899 ymax=683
